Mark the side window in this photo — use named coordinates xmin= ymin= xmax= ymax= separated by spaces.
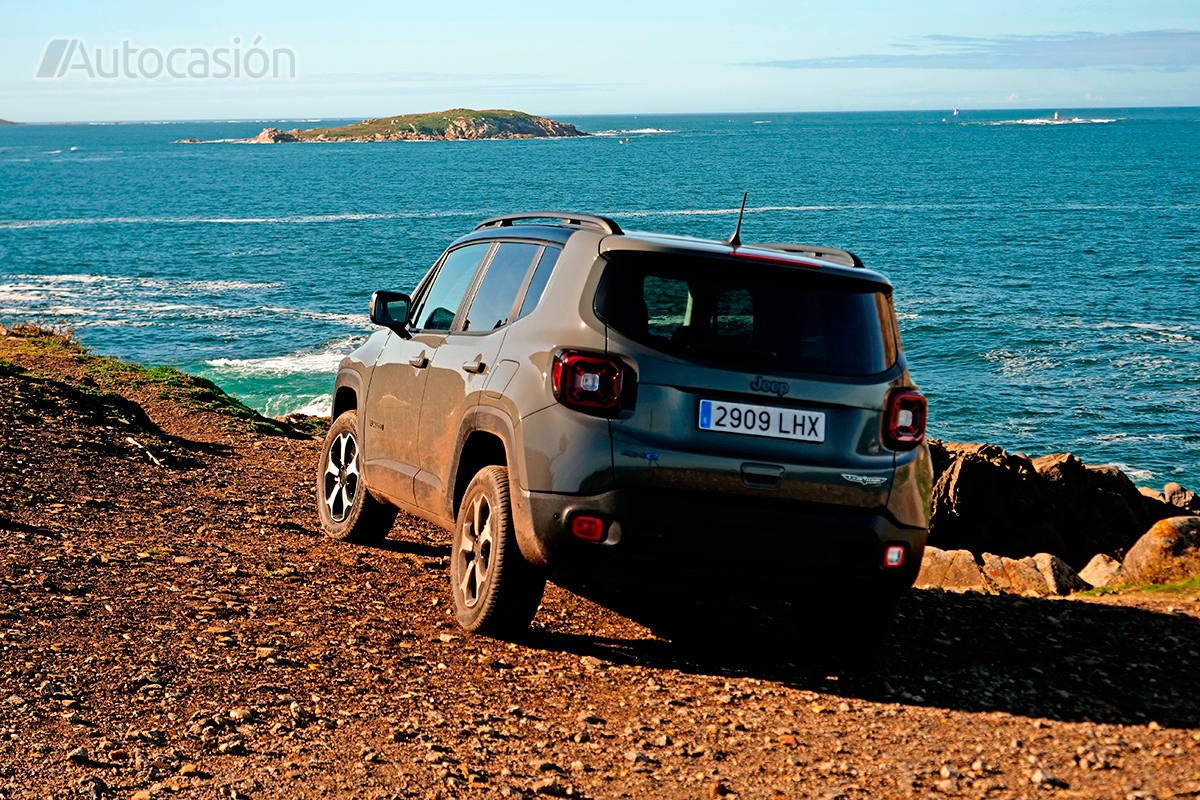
xmin=461 ymin=242 xmax=541 ymax=333
xmin=515 ymin=246 xmax=561 ymax=320
xmin=412 ymin=243 xmax=490 ymax=331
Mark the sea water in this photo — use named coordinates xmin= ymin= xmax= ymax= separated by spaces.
xmin=1 ymin=109 xmax=1197 ymax=488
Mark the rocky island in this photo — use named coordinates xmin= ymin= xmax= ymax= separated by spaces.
xmin=179 ymin=109 xmax=587 ymax=144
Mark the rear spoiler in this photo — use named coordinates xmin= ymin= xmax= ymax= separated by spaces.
xmin=747 ymin=243 xmax=864 ymax=269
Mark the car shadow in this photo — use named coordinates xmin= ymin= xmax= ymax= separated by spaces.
xmin=523 ymin=586 xmax=1200 ymax=728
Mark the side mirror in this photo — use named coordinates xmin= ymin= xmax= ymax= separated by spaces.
xmin=369 ymin=291 xmax=413 ymax=338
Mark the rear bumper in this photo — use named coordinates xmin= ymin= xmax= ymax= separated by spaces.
xmin=524 ymin=486 xmax=927 ymax=590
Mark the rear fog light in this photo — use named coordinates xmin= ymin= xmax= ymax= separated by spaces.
xmin=570 ymin=515 xmax=606 ymax=542
xmin=884 ymin=544 xmax=907 ymax=568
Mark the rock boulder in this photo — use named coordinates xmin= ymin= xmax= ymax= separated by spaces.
xmin=916 ymin=547 xmax=1087 ymax=596
xmin=1033 ymin=552 xmax=1090 ymax=595
xmin=1164 ymin=483 xmax=1200 ymax=514
xmin=929 ymin=441 xmax=1176 ymax=569
xmin=914 ymin=547 xmax=988 ymax=592
xmin=1120 ymin=516 xmax=1200 ymax=586
xmin=247 ymin=127 xmax=299 ymax=144
xmin=928 ymin=441 xmax=1064 ymax=561
xmin=1078 ymin=553 xmax=1123 ymax=588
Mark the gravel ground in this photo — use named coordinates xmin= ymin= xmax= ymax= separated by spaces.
xmin=2 ymin=328 xmax=1199 ymax=800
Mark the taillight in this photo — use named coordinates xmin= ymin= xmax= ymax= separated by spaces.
xmin=884 ymin=388 xmax=927 ymax=450
xmin=551 ymin=350 xmax=635 ymax=417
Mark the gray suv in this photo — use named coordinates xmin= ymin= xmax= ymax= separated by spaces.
xmin=318 ymin=213 xmax=932 ymax=642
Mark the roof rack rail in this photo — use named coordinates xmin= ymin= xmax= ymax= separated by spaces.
xmin=474 ymin=212 xmax=623 ymax=235
xmin=749 ymin=242 xmax=864 ymax=269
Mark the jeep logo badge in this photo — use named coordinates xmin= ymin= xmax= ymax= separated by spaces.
xmin=749 ymin=376 xmax=789 ymax=397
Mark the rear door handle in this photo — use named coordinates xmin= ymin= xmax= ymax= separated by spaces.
xmin=461 ymin=359 xmax=486 ymax=374
xmin=409 ymin=352 xmax=429 ymax=368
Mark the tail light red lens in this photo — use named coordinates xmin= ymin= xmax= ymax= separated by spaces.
xmin=569 ymin=515 xmax=606 ymax=542
xmin=551 ymin=350 xmax=635 ymax=417
xmin=884 ymin=388 xmax=927 ymax=451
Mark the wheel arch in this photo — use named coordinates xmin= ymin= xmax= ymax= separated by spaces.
xmin=332 ymin=386 xmax=358 ymax=420
xmin=332 ymin=368 xmax=364 ymax=421
xmin=453 ymin=427 xmax=509 ymax=519
xmin=448 ymin=407 xmax=545 ymax=567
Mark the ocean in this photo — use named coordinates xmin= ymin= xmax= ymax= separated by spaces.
xmin=1 ymin=108 xmax=1197 ymax=489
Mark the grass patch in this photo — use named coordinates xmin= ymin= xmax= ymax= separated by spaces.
xmin=1079 ymin=585 xmax=1122 ymax=597
xmin=6 ymin=325 xmax=291 ymax=436
xmin=1141 ymin=574 xmax=1200 ymax=594
xmin=86 ymin=357 xmax=290 ymax=435
xmin=1080 ymin=574 xmax=1200 ymax=597
xmin=4 ymin=323 xmax=85 ymax=356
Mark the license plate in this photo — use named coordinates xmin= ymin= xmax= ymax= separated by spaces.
xmin=697 ymin=399 xmax=825 ymax=443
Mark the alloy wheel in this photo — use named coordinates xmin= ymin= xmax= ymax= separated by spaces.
xmin=322 ymin=431 xmax=360 ymax=523
xmin=457 ymin=493 xmax=494 ymax=608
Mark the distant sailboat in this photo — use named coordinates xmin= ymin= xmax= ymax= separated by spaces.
xmin=953 ymin=107 xmax=959 ymax=117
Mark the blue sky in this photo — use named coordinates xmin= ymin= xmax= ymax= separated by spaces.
xmin=3 ymin=0 xmax=1199 ymax=121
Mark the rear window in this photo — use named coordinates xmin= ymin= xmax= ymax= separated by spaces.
xmin=594 ymin=254 xmax=899 ymax=377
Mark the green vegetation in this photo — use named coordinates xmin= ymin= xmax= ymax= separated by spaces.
xmin=1141 ymin=574 xmax=1200 ymax=594
xmin=292 ymin=108 xmax=574 ymax=141
xmin=85 ymin=356 xmax=289 ymax=436
xmin=3 ymin=325 xmax=291 ymax=436
xmin=1080 ymin=573 xmax=1200 ymax=597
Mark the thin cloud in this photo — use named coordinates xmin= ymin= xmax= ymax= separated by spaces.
xmin=753 ymin=30 xmax=1200 ymax=71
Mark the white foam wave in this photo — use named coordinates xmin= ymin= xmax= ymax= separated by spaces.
xmin=0 ymin=273 xmax=281 ymax=293
xmin=1092 ymin=320 xmax=1200 ymax=345
xmin=591 ymin=128 xmax=677 ymax=137
xmin=617 ymin=205 xmax=842 ymax=218
xmin=189 ymin=279 xmax=283 ymax=292
xmin=206 ymin=352 xmax=345 ymax=375
xmin=205 ymin=337 xmax=364 ymax=376
xmin=0 ymin=274 xmax=364 ymax=332
xmin=264 ymin=394 xmax=332 ymax=418
xmin=983 ymin=117 xmax=1118 ymax=126
xmin=0 ymin=210 xmax=482 ymax=229
xmin=1095 ymin=433 xmax=1190 ymax=445
xmin=1106 ymin=462 xmax=1156 ymax=483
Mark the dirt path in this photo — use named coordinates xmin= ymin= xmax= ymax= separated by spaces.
xmin=2 ymin=328 xmax=1198 ymax=799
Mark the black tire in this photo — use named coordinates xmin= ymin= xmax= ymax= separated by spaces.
xmin=317 ymin=410 xmax=397 ymax=543
xmin=450 ymin=465 xmax=545 ymax=636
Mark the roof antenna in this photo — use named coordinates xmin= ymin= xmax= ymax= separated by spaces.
xmin=724 ymin=192 xmax=748 ymax=249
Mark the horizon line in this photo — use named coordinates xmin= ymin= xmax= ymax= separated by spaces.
xmin=4 ymin=103 xmax=1199 ymax=126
